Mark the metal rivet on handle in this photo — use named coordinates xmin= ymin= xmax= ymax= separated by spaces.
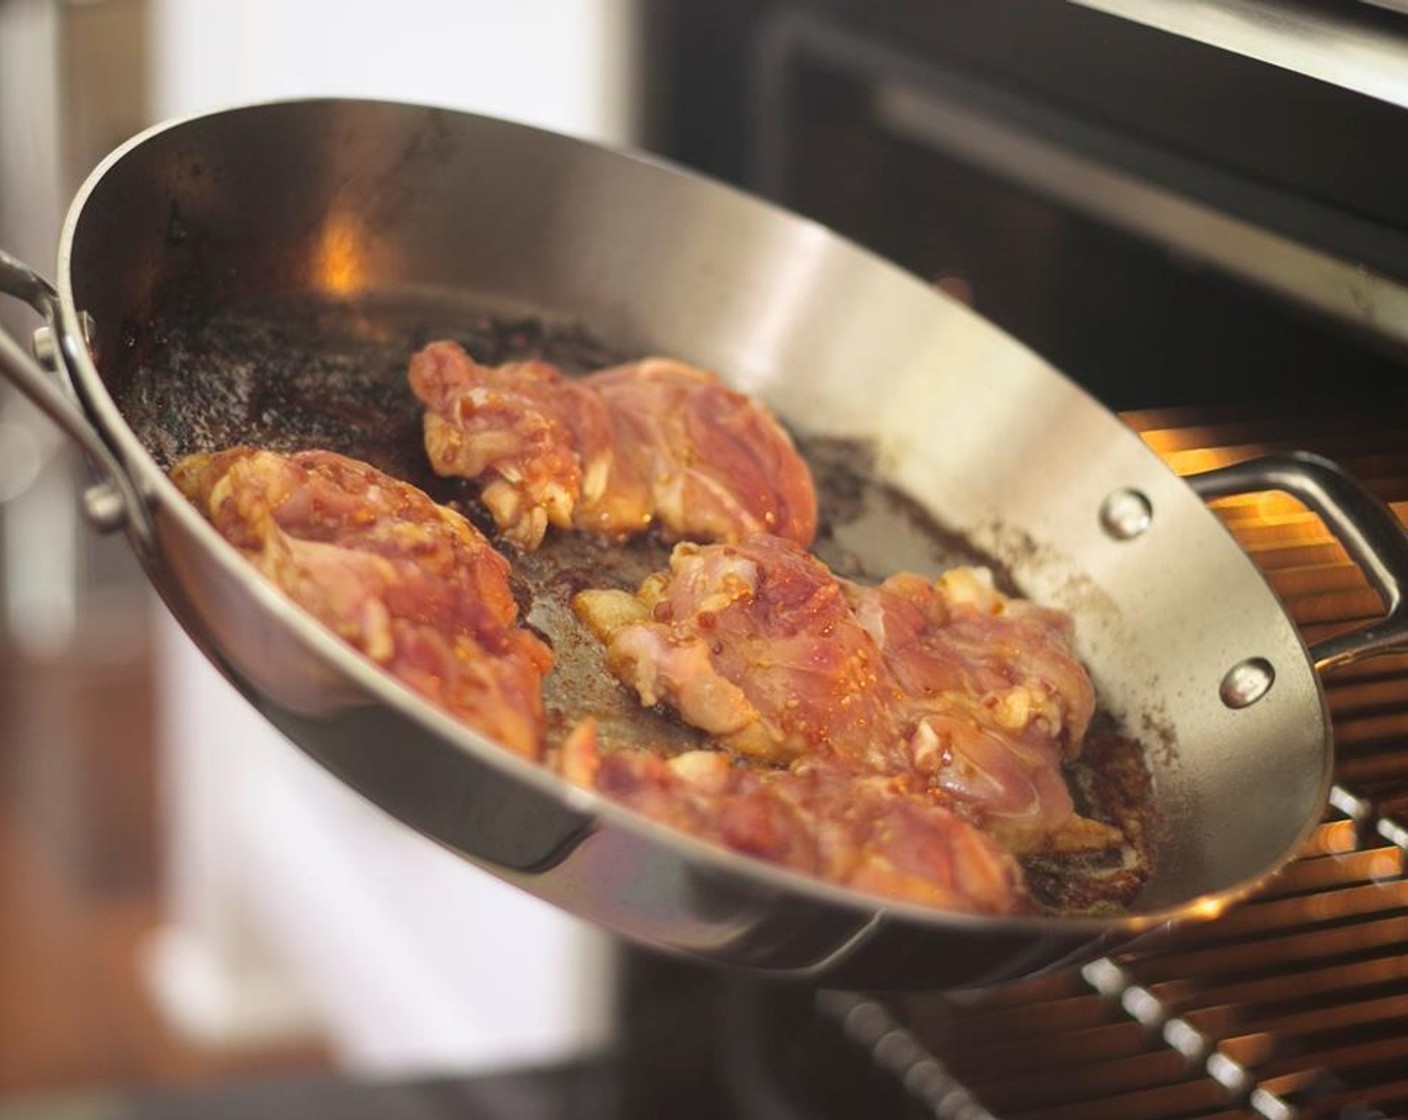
xmin=82 ymin=481 xmax=127 ymax=534
xmin=30 ymin=326 xmax=56 ymax=370
xmin=1099 ymin=488 xmax=1152 ymax=540
xmin=1220 ymin=657 xmax=1275 ymax=708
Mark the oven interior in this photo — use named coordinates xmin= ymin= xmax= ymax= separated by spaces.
xmin=604 ymin=4 xmax=1408 ymax=1118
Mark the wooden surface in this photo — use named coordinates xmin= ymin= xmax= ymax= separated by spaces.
xmin=0 ymin=626 xmax=330 ymax=1099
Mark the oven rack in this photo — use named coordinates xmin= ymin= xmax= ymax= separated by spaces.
xmin=829 ymin=399 xmax=1408 ymax=1120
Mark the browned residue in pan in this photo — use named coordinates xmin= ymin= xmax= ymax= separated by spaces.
xmin=117 ymin=290 xmax=1153 ymax=914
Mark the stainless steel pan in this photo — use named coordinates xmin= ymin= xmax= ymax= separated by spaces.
xmin=3 ymin=98 xmax=1406 ymax=989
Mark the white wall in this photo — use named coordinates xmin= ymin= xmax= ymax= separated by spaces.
xmin=150 ymin=0 xmax=639 ymax=144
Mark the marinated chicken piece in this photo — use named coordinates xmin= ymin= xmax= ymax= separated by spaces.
xmin=850 ymin=567 xmax=1095 ymax=750
xmin=575 ymin=534 xmax=1114 ymax=854
xmin=586 ymin=358 xmax=818 ymax=548
xmin=407 ymin=345 xmax=609 ymax=549
xmin=170 ymin=447 xmax=553 ymax=758
xmin=900 ymin=699 xmax=1111 ymax=853
xmin=573 ymin=533 xmax=903 ymax=765
xmin=849 ymin=567 xmax=1107 ymax=852
xmin=555 ymin=722 xmax=1029 ymax=915
xmin=408 ymin=340 xmax=818 ymax=550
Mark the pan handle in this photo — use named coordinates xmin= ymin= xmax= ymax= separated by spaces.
xmin=0 ymin=248 xmax=155 ymax=561
xmin=1186 ymin=451 xmax=1408 ymax=672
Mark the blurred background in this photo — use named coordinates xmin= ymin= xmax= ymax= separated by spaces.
xmin=11 ymin=2 xmax=1408 ymax=1117
xmin=0 ymin=0 xmax=641 ymax=1112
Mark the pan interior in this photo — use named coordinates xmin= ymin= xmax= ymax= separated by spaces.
xmin=64 ymin=99 xmax=1331 ymax=924
xmin=114 ymin=285 xmax=1152 ymax=915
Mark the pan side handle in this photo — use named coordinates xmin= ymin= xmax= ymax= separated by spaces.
xmin=1187 ymin=451 xmax=1408 ymax=672
xmin=0 ymin=248 xmax=155 ymax=561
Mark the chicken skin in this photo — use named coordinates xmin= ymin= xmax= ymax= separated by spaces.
xmin=408 ymin=341 xmax=818 ymax=550
xmin=574 ymin=533 xmax=902 ymax=765
xmin=848 ymin=567 xmax=1105 ymax=851
xmin=574 ymin=535 xmax=1111 ymax=853
xmin=171 ymin=447 xmax=553 ymax=759
xmin=555 ymin=721 xmax=1029 ymax=915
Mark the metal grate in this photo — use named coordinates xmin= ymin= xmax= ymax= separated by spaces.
xmin=832 ymin=397 xmax=1408 ymax=1120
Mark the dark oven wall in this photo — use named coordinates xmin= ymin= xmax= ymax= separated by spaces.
xmin=639 ymin=0 xmax=1408 ymax=411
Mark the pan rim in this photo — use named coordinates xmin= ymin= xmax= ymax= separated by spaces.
xmin=48 ymin=94 xmax=1335 ymax=949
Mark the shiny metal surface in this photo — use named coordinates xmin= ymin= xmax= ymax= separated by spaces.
xmin=872 ymin=78 xmax=1408 ymax=353
xmin=1068 ymin=0 xmax=1408 ymax=109
xmin=0 ymin=98 xmax=1395 ymax=986
xmin=0 ymin=248 xmax=153 ymax=557
xmin=1098 ymin=489 xmax=1153 ymax=541
xmin=1218 ymin=657 xmax=1275 ymax=709
xmin=757 ymin=11 xmax=1408 ymax=364
xmin=1189 ymin=451 xmax=1408 ymax=670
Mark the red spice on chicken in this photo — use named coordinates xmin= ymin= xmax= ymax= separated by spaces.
xmin=847 ymin=567 xmax=1108 ymax=852
xmin=574 ymin=535 xmax=1114 ymax=855
xmin=170 ymin=447 xmax=553 ymax=759
xmin=574 ymin=533 xmax=903 ymax=765
xmin=849 ymin=568 xmax=1094 ymax=750
xmin=555 ymin=721 xmax=1029 ymax=915
xmin=408 ymin=341 xmax=818 ymax=551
